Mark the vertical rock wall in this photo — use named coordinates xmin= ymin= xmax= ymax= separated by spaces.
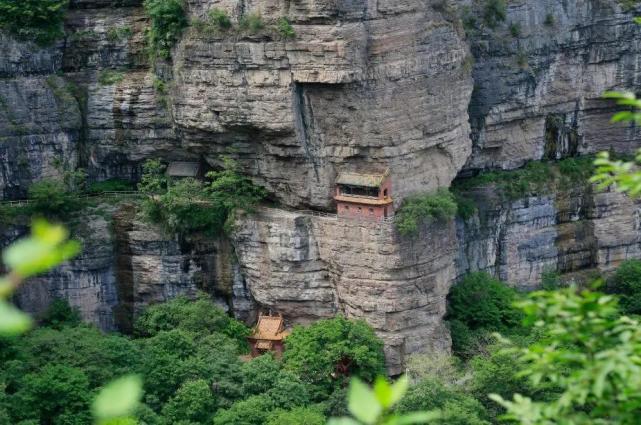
xmin=456 ymin=185 xmax=641 ymax=289
xmin=232 ymin=208 xmax=457 ymax=374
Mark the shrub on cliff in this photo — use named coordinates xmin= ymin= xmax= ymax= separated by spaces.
xmin=608 ymin=259 xmax=641 ymax=315
xmin=394 ymin=189 xmax=458 ymax=236
xmin=283 ymin=316 xmax=385 ymax=392
xmin=448 ymin=272 xmax=522 ymax=332
xmin=139 ymin=157 xmax=266 ymax=235
xmin=27 ymin=178 xmax=84 ymax=218
xmin=447 ymin=272 xmax=524 ymax=357
xmin=0 ymin=0 xmax=69 ymax=45
xmin=143 ymin=0 xmax=188 ymax=59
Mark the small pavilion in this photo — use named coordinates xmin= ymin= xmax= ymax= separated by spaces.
xmin=334 ymin=168 xmax=393 ymax=220
xmin=247 ymin=313 xmax=290 ymax=358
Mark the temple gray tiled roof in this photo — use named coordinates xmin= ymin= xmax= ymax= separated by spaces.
xmin=166 ymin=161 xmax=201 ymax=177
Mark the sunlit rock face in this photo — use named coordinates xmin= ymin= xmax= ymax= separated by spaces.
xmin=463 ymin=0 xmax=641 ymax=172
xmin=232 ymin=208 xmax=458 ymax=374
xmin=171 ymin=0 xmax=473 ymax=209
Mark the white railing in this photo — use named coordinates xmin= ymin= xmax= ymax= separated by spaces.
xmin=0 ymin=190 xmax=143 ymax=206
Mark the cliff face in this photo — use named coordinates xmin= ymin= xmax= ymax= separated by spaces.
xmin=465 ymin=0 xmax=641 ymax=171
xmin=171 ymin=0 xmax=472 ymax=208
xmin=232 ymin=208 xmax=456 ymax=374
xmin=456 ymin=185 xmax=641 ymax=289
xmin=8 ymin=203 xmax=252 ymax=332
xmin=1 ymin=0 xmax=641 ymax=370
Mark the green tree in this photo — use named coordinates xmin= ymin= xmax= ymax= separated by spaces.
xmin=447 ymin=272 xmax=523 ymax=358
xmin=139 ymin=157 xmax=266 ymax=235
xmin=28 ymin=178 xmax=84 ymax=218
xmin=0 ymin=0 xmax=69 ymax=44
xmin=283 ymin=316 xmax=385 ymax=392
xmin=138 ymin=329 xmax=196 ymax=405
xmin=396 ymin=379 xmax=489 ymax=425
xmin=212 ymin=394 xmax=273 ymax=425
xmin=161 ymin=379 xmax=216 ymax=424
xmin=206 ymin=156 xmax=267 ymax=231
xmin=395 ymin=189 xmax=457 ymax=236
xmin=239 ymin=354 xmax=281 ymax=396
xmin=138 ymin=159 xmax=168 ymax=195
xmin=10 ymin=364 xmax=92 ymax=424
xmin=447 ymin=272 xmax=522 ymax=331
xmin=266 ymin=407 xmax=325 ymax=425
xmin=608 ymin=259 xmax=641 ymax=315
xmin=491 ymin=287 xmax=641 ymax=424
xmin=39 ymin=298 xmax=81 ymax=329
xmin=134 ymin=294 xmax=249 ymax=344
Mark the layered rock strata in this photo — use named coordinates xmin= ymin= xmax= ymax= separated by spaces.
xmin=465 ymin=0 xmax=641 ymax=171
xmin=232 ymin=207 xmax=457 ymax=374
xmin=456 ymin=185 xmax=641 ymax=289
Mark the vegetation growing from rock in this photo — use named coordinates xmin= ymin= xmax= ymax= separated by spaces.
xmin=239 ymin=12 xmax=265 ymax=34
xmin=276 ymin=17 xmax=296 ymax=39
xmin=139 ymin=157 xmax=266 ymax=235
xmin=453 ymin=156 xmax=595 ymax=204
xmin=0 ymin=0 xmax=69 ymax=45
xmin=208 ymin=8 xmax=232 ymax=31
xmin=143 ymin=0 xmax=188 ymax=60
xmin=98 ymin=69 xmax=125 ymax=86
xmin=395 ymin=189 xmax=458 ymax=236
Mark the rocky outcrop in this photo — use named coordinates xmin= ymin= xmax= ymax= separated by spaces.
xmin=232 ymin=208 xmax=457 ymax=374
xmin=10 ymin=203 xmax=249 ymax=330
xmin=170 ymin=0 xmax=472 ymax=209
xmin=465 ymin=0 xmax=641 ymax=172
xmin=456 ymin=184 xmax=641 ymax=289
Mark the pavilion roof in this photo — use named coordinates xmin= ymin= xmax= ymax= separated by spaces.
xmin=336 ymin=168 xmax=390 ymax=188
xmin=249 ymin=315 xmax=289 ymax=341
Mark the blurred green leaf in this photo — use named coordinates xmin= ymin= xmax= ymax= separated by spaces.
xmin=389 ymin=375 xmax=409 ymax=408
xmin=3 ymin=219 xmax=80 ymax=278
xmin=389 ymin=411 xmax=440 ymax=425
xmin=373 ymin=377 xmax=393 ymax=409
xmin=327 ymin=418 xmax=362 ymax=425
xmin=92 ymin=375 xmax=142 ymax=421
xmin=0 ymin=299 xmax=33 ymax=336
xmin=348 ymin=378 xmax=381 ymax=424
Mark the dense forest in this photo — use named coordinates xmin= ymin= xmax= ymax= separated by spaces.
xmin=3 ymin=258 xmax=641 ymax=424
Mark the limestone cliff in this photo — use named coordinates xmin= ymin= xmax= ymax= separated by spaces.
xmin=232 ymin=208 xmax=456 ymax=373
xmin=1 ymin=0 xmax=641 ymax=371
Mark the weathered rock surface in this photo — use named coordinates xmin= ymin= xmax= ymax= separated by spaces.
xmin=2 ymin=0 xmax=641 ymax=372
xmin=232 ymin=208 xmax=457 ymax=374
xmin=8 ymin=203 xmax=249 ymax=331
xmin=456 ymin=185 xmax=641 ymax=289
xmin=465 ymin=0 xmax=641 ymax=172
xmin=170 ymin=0 xmax=472 ymax=208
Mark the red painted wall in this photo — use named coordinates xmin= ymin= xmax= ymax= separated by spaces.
xmin=335 ymin=176 xmax=393 ymax=221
